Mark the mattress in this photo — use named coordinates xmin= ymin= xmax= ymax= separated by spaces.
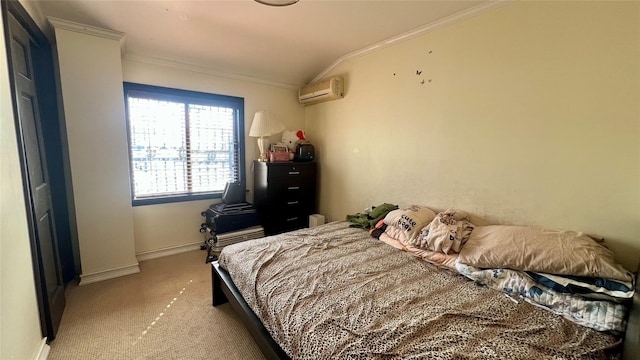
xmin=219 ymin=221 xmax=622 ymax=359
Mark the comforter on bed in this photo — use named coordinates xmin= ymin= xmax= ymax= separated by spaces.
xmin=455 ymin=263 xmax=629 ymax=332
xmin=219 ymin=222 xmax=622 ymax=360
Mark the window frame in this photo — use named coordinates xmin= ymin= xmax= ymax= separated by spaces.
xmin=123 ymin=82 xmax=245 ymax=206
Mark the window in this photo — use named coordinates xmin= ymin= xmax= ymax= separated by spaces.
xmin=123 ymin=82 xmax=245 ymax=206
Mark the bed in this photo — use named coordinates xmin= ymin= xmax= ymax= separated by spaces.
xmin=211 ymin=220 xmax=640 ymax=359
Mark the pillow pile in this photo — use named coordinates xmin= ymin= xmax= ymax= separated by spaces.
xmin=381 ymin=206 xmax=468 ymax=271
xmin=379 ymin=206 xmax=632 ymax=284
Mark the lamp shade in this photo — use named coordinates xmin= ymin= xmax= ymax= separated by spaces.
xmin=249 ymin=110 xmax=285 ymax=137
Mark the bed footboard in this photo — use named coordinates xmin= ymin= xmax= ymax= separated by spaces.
xmin=211 ymin=261 xmax=290 ymax=360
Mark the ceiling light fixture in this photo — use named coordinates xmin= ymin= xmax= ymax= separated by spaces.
xmin=254 ymin=0 xmax=299 ymax=6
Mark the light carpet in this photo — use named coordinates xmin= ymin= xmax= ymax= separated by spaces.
xmin=48 ymin=250 xmax=265 ymax=360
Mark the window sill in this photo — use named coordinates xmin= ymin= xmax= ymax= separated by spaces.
xmin=132 ymin=192 xmax=221 ymax=206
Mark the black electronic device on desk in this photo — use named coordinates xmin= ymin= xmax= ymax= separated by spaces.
xmin=200 ymin=182 xmax=263 ymax=263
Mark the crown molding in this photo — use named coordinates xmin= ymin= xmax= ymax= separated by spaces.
xmin=47 ymin=17 xmax=127 ymax=56
xmin=47 ymin=16 xmax=125 ymax=42
xmin=124 ymin=53 xmax=302 ymax=90
xmin=311 ymin=0 xmax=515 ymax=83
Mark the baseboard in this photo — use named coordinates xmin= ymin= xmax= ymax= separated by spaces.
xmin=136 ymin=241 xmax=203 ymax=262
xmin=35 ymin=337 xmax=50 ymax=360
xmin=79 ymin=263 xmax=140 ymax=286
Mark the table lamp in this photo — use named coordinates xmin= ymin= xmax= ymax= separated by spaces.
xmin=249 ymin=110 xmax=285 ymax=162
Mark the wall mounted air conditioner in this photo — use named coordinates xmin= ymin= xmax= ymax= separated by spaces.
xmin=298 ymin=77 xmax=344 ymax=105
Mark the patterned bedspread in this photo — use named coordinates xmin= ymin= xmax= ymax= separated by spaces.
xmin=219 ymin=222 xmax=622 ymax=359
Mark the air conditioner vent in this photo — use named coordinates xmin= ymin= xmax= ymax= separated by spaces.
xmin=298 ymin=77 xmax=344 ymax=105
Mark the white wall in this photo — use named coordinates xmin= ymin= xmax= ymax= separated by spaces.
xmin=53 ymin=25 xmax=139 ymax=283
xmin=306 ymin=1 xmax=640 ymax=271
xmin=0 ymin=10 xmax=46 ymax=360
xmin=122 ymin=59 xmax=305 ymax=254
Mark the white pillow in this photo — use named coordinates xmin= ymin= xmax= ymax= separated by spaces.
xmin=383 ymin=205 xmax=436 ymax=245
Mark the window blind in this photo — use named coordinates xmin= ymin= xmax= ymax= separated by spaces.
xmin=124 ymin=83 xmax=244 ymax=205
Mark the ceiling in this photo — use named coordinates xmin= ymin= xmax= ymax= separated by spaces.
xmin=37 ymin=0 xmax=490 ymax=88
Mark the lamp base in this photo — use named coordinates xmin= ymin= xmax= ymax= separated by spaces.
xmin=257 ymin=137 xmax=270 ymax=162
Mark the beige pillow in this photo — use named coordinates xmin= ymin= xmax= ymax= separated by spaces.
xmin=384 ymin=225 xmax=410 ymax=247
xmin=383 ymin=209 xmax=405 ymax=226
xmin=383 ymin=205 xmax=436 ymax=245
xmin=458 ymin=225 xmax=633 ymax=282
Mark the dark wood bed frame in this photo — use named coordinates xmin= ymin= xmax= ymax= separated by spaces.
xmin=212 ymin=261 xmax=290 ymax=360
xmin=212 ymin=261 xmax=640 ymax=360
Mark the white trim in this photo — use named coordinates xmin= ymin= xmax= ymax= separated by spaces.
xmin=47 ymin=17 xmax=127 ymax=54
xmin=79 ymin=263 xmax=140 ymax=286
xmin=124 ymin=53 xmax=301 ymax=90
xmin=34 ymin=337 xmax=50 ymax=360
xmin=47 ymin=17 xmax=125 ymax=41
xmin=311 ymin=0 xmax=515 ymax=83
xmin=136 ymin=241 xmax=203 ymax=262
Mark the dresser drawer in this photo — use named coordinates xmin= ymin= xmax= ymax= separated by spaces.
xmin=265 ymin=212 xmax=306 ymax=225
xmin=268 ymin=183 xmax=314 ymax=205
xmin=267 ymin=164 xmax=315 ymax=187
xmin=269 ymin=194 xmax=314 ymax=214
xmin=267 ymin=164 xmax=309 ymax=178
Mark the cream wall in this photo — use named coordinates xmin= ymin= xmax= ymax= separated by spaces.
xmin=0 ymin=10 xmax=46 ymax=360
xmin=53 ymin=26 xmax=139 ymax=283
xmin=306 ymin=1 xmax=640 ymax=270
xmin=122 ymin=60 xmax=305 ymax=255
xmin=49 ymin=20 xmax=304 ymax=271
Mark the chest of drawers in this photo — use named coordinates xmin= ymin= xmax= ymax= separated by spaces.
xmin=253 ymin=161 xmax=317 ymax=235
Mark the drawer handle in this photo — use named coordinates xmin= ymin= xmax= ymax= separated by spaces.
xmin=288 ymin=171 xmax=300 ymax=175
xmin=287 ymin=201 xmax=299 ymax=205
xmin=286 ymin=217 xmax=298 ymax=222
xmin=288 ymin=186 xmax=300 ymax=190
